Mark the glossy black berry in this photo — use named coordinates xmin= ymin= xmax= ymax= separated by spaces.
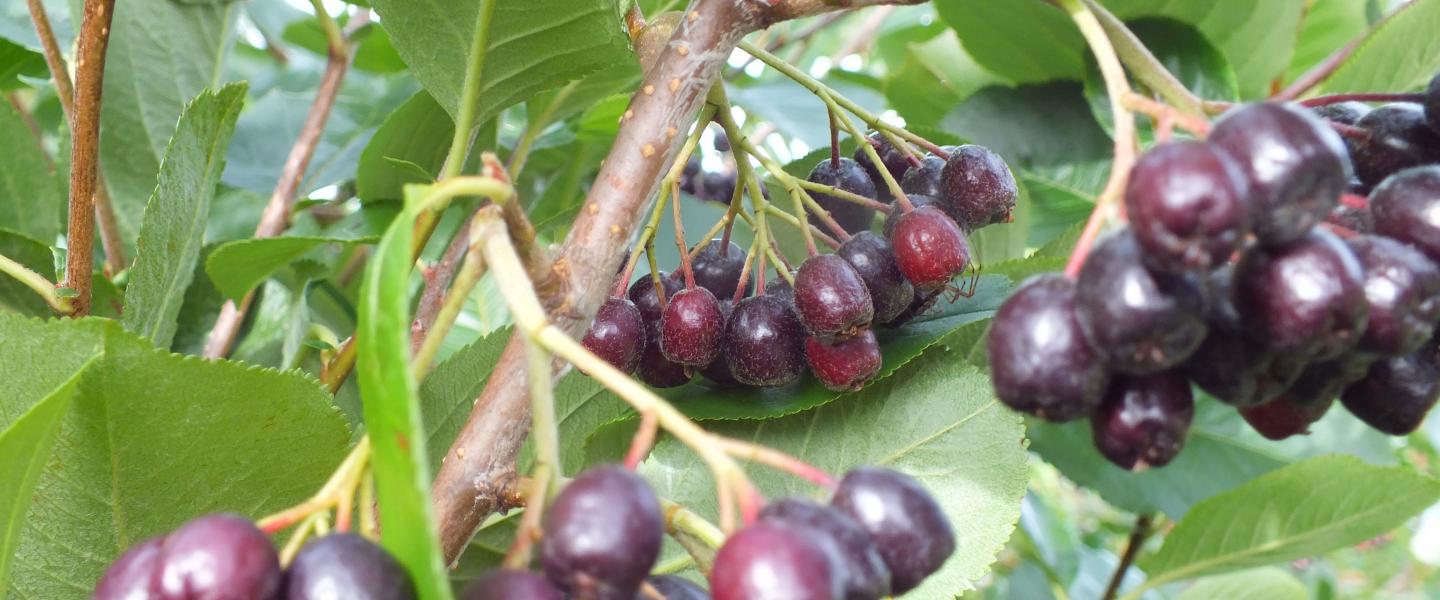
xmin=1091 ymin=371 xmax=1194 ymax=470
xmin=661 ymin=287 xmax=726 ymax=367
xmin=702 ymin=172 xmax=738 ymax=204
xmin=638 ymin=339 xmax=693 ymax=388
xmin=766 ymin=275 xmax=795 ymax=306
xmin=283 ymin=533 xmax=416 ymax=600
xmin=724 ymin=295 xmax=807 ymax=387
xmin=760 ymin=498 xmax=891 ymax=600
xmin=989 ymin=275 xmax=1111 ymax=421
xmin=794 ymin=254 xmax=874 ymax=342
xmin=94 ymin=537 xmax=164 ymax=600
xmin=890 ymin=205 xmax=971 ymax=292
xmin=808 ymin=158 xmax=879 ymax=235
xmin=1234 ymin=229 xmax=1369 ymax=361
xmin=1342 ymin=352 xmax=1440 ymax=435
xmin=1347 ymin=235 xmax=1440 ymax=356
xmin=540 ymin=466 xmax=663 ymax=599
xmin=837 ymin=231 xmax=915 ymax=324
xmin=1209 ymin=102 xmax=1350 ymax=244
xmin=692 ymin=239 xmax=753 ymax=299
xmin=583 ymin=298 xmax=646 ymax=373
xmin=1183 ymin=267 xmax=1304 ymax=407
xmin=158 ymin=514 xmax=283 ymax=600
xmin=855 ymin=132 xmax=912 ymax=203
xmin=1371 ymin=166 xmax=1440 ymax=263
xmin=1124 ymin=140 xmax=1250 ymax=272
xmin=464 ymin=570 xmax=564 ymax=600
xmin=899 ymin=152 xmax=948 ymax=200
xmin=1240 ymin=392 xmax=1335 ymax=441
xmin=710 ymin=521 xmax=843 ymax=600
xmin=830 ymin=467 xmax=954 ymax=595
xmin=938 ymin=144 xmax=1018 ymax=229
xmin=629 ymin=271 xmax=685 ymax=339
xmin=645 ymin=575 xmax=710 ymax=600
xmin=1074 ymin=231 xmax=1208 ymax=374
xmin=1427 ymin=72 xmax=1440 ymax=133
xmin=805 ymin=330 xmax=882 ymax=392
xmin=1353 ymin=103 xmax=1440 ymax=186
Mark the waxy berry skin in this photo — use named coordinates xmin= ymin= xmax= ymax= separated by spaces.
xmin=1233 ymin=229 xmax=1369 ymax=361
xmin=283 ymin=533 xmax=417 ymax=600
xmin=1347 ymin=235 xmax=1440 ymax=356
xmin=692 ymin=239 xmax=753 ymax=299
xmin=760 ymin=498 xmax=891 ymax=600
xmin=1091 ymin=372 xmax=1195 ymax=470
xmin=1237 ymin=357 xmax=1371 ymax=440
xmin=829 ymin=467 xmax=955 ymax=595
xmin=581 ymin=298 xmax=646 ymax=374
xmin=1124 ymin=140 xmax=1251 ymax=273
xmin=660 ymin=287 xmax=726 ymax=367
xmin=1342 ymin=353 xmax=1440 ymax=435
xmin=838 ymin=231 xmax=915 ymax=324
xmin=540 ymin=466 xmax=662 ymax=599
xmin=793 ymin=254 xmax=875 ymax=342
xmin=1074 ymin=232 xmax=1208 ymax=374
xmin=805 ymin=330 xmax=883 ymax=392
xmin=724 ymin=295 xmax=807 ymax=388
xmin=890 ymin=205 xmax=971 ymax=292
xmin=988 ymin=275 xmax=1110 ymax=421
xmin=855 ymin=132 xmax=912 ymax=203
xmin=1371 ymin=166 xmax=1440 ymax=264
xmin=463 ymin=570 xmax=564 ymax=600
xmin=1208 ymin=102 xmax=1351 ymax=245
xmin=808 ymin=158 xmax=880 ymax=235
xmin=899 ymin=153 xmax=947 ymax=201
xmin=938 ymin=144 xmax=1018 ymax=229
xmin=93 ymin=537 xmax=165 ymax=600
xmin=157 ymin=514 xmax=283 ymax=600
xmin=1353 ymin=103 xmax=1440 ymax=186
xmin=628 ymin=271 xmax=684 ymax=338
xmin=710 ymin=521 xmax=843 ymax=600
xmin=637 ymin=339 xmax=693 ymax=388
xmin=882 ymin=194 xmax=941 ymax=238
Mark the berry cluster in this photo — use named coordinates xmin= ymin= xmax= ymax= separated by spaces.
xmin=585 ymin=133 xmax=1018 ymax=392
xmin=94 ymin=515 xmax=416 ymax=600
xmin=989 ymin=78 xmax=1440 ymax=471
xmin=465 ymin=465 xmax=953 ymax=600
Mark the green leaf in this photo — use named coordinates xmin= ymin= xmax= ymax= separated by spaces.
xmin=0 ymin=229 xmax=57 ymax=316
xmin=1319 ymin=0 xmax=1440 ymax=93
xmin=170 ymin=244 xmax=227 ymax=355
xmin=5 ymin=316 xmax=352 ymax=599
xmin=0 ymin=357 xmax=91 ymax=591
xmin=418 ymin=327 xmax=513 ymax=472
xmin=357 ymin=91 xmax=453 ymax=203
xmin=1174 ymin=568 xmax=1308 ymax=600
xmin=204 ymin=203 xmax=398 ymax=301
xmin=0 ymin=37 xmax=47 ymax=90
xmin=1136 ymin=455 xmax=1440 ymax=590
xmin=1285 ymin=0 xmax=1369 ymax=84
xmin=635 ymin=354 xmax=1029 ymax=597
xmin=99 ymin=0 xmax=239 ymax=249
xmin=370 ymin=0 xmax=632 ymax=121
xmin=526 ymin=62 xmax=641 ymax=128
xmin=0 ymin=98 xmax=63 ymax=242
xmin=938 ymin=0 xmax=1086 ymax=84
xmin=882 ymin=30 xmax=1005 ymax=130
xmin=283 ymin=20 xmax=408 ymax=73
xmin=0 ymin=317 xmax=106 ymax=425
xmin=942 ymin=82 xmax=1112 ymax=170
xmin=123 ymin=84 xmax=247 ymax=348
xmin=355 ymin=184 xmax=453 ymax=600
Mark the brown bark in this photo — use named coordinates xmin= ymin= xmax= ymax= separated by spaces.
xmin=61 ymin=0 xmax=118 ymax=316
xmin=431 ymin=0 xmax=924 ymax=562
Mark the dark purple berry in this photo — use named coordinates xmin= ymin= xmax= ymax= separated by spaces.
xmin=637 ymin=339 xmax=692 ymax=388
xmin=1342 ymin=352 xmax=1440 ymax=435
xmin=1209 ymin=102 xmax=1350 ymax=244
xmin=1240 ymin=393 xmax=1334 ymax=440
xmin=1183 ymin=267 xmax=1304 ymax=407
xmin=938 ymin=145 xmax=1018 ymax=229
xmin=283 ymin=533 xmax=416 ymax=600
xmin=830 ymin=467 xmax=954 ymax=595
xmin=855 ymin=132 xmax=912 ymax=203
xmin=1371 ymin=166 xmax=1440 ymax=263
xmin=713 ymin=129 xmax=731 ymax=152
xmin=794 ymin=254 xmax=874 ymax=342
xmin=94 ymin=537 xmax=164 ymax=600
xmin=882 ymin=194 xmax=941 ymax=238
xmin=1347 ymin=235 xmax=1440 ymax=356
xmin=540 ymin=466 xmax=662 ymax=599
xmin=702 ymin=172 xmax=738 ymax=204
xmin=766 ymin=275 xmax=795 ymax=307
xmin=807 ymin=158 xmax=879 ymax=235
xmin=645 ymin=575 xmax=710 ymax=600
xmin=1234 ymin=229 xmax=1369 ymax=361
xmin=1074 ymin=231 xmax=1208 ymax=374
xmin=890 ymin=205 xmax=971 ymax=292
xmin=582 ymin=298 xmax=646 ymax=373
xmin=709 ymin=521 xmax=843 ymax=600
xmin=988 ymin=275 xmax=1110 ymax=421
xmin=157 ymin=514 xmax=282 ymax=600
xmin=661 ymin=287 xmax=726 ymax=367
xmin=725 ymin=295 xmax=807 ymax=387
xmin=629 ymin=272 xmax=685 ymax=339
xmin=837 ymin=231 xmax=915 ymax=324
xmin=1091 ymin=371 xmax=1194 ymax=470
xmin=760 ymin=498 xmax=890 ymax=600
xmin=880 ymin=288 xmax=942 ymax=329
xmin=1353 ymin=103 xmax=1440 ymax=186
xmin=805 ymin=330 xmax=882 ymax=392
xmin=464 ymin=570 xmax=564 ymax=600
xmin=899 ymin=152 xmax=948 ymax=200
xmin=692 ymin=239 xmax=753 ymax=299
xmin=1124 ymin=141 xmax=1250 ymax=272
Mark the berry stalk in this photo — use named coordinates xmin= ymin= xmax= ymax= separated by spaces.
xmin=823 ymin=89 xmax=915 ymax=213
xmin=1300 ymin=92 xmax=1426 ymax=108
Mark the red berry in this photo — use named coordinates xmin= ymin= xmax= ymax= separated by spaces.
xmin=1347 ymin=235 xmax=1440 ymax=356
xmin=540 ymin=466 xmax=662 ymax=598
xmin=805 ymin=330 xmax=883 ymax=392
xmin=899 ymin=151 xmax=949 ymax=202
xmin=581 ymin=297 xmax=646 ymax=374
xmin=890 ymin=206 xmax=970 ymax=292
xmin=794 ymin=254 xmax=874 ymax=342
xmin=988 ymin=275 xmax=1110 ymax=421
xmin=760 ymin=498 xmax=891 ymax=599
xmin=1124 ymin=141 xmax=1250 ymax=272
xmin=938 ymin=145 xmax=1018 ymax=229
xmin=855 ymin=132 xmax=913 ymax=204
xmin=628 ymin=271 xmax=684 ymax=339
xmin=1091 ymin=371 xmax=1194 ymax=470
xmin=661 ymin=287 xmax=726 ymax=367
xmin=637 ymin=339 xmax=692 ymax=388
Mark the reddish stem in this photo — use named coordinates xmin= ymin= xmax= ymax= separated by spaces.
xmin=624 ymin=412 xmax=659 ymax=469
xmin=1339 ymin=193 xmax=1368 ymax=210
xmin=672 ymin=180 xmax=698 ymax=288
xmin=1328 ymin=121 xmax=1370 ymax=141
xmin=1063 ymin=204 xmax=1110 ymax=279
xmin=828 ymin=108 xmax=841 ymax=169
xmin=1300 ymin=93 xmax=1424 ymax=108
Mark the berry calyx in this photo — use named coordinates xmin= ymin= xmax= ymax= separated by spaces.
xmin=1347 ymin=235 xmax=1440 ymax=356
xmin=760 ymin=498 xmax=891 ymax=600
xmin=692 ymin=239 xmax=753 ymax=299
xmin=661 ymin=287 xmax=726 ymax=367
xmin=582 ymin=297 xmax=646 ymax=374
xmin=1234 ymin=229 xmax=1369 ymax=361
xmin=463 ymin=570 xmax=564 ymax=600
xmin=710 ymin=521 xmax=843 ymax=600
xmin=837 ymin=231 xmax=915 ymax=324
xmin=1208 ymin=102 xmax=1350 ymax=244
xmin=724 ymin=295 xmax=807 ymax=387
xmin=1353 ymin=103 xmax=1440 ymax=186
xmin=794 ymin=254 xmax=875 ymax=342
xmin=807 ymin=157 xmax=879 ymax=235
xmin=855 ymin=132 xmax=912 ymax=203
xmin=987 ymin=275 xmax=1110 ymax=421
xmin=158 ymin=514 xmax=282 ymax=599
xmin=1091 ymin=371 xmax=1194 ymax=470
xmin=829 ymin=466 xmax=955 ymax=595
xmin=1124 ymin=140 xmax=1250 ymax=273
xmin=938 ymin=144 xmax=1018 ymax=229
xmin=889 ymin=205 xmax=971 ymax=292
xmin=1074 ymin=231 xmax=1208 ymax=374
xmin=284 ymin=533 xmax=417 ymax=600
xmin=805 ymin=330 xmax=883 ymax=392
xmin=1341 ymin=352 xmax=1440 ymax=435
xmin=1371 ymin=166 xmax=1440 ymax=263
xmin=540 ymin=466 xmax=663 ymax=599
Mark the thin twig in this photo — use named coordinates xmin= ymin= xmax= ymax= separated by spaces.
xmin=1080 ymin=0 xmax=1202 ymax=117
xmin=1101 ymin=514 xmax=1153 ymax=600
xmin=0 ymin=252 xmax=69 ymax=312
xmin=61 ymin=0 xmax=118 ymax=316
